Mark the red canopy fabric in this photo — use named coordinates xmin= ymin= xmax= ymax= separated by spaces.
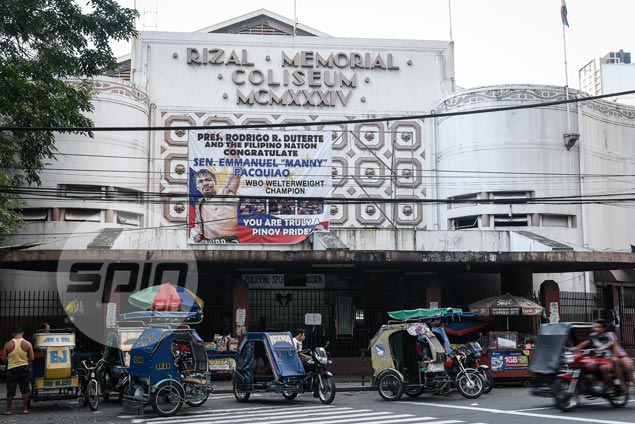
xmin=151 ymin=284 xmax=183 ymax=311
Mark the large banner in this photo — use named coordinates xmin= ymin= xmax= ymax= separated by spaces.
xmin=188 ymin=129 xmax=332 ymax=244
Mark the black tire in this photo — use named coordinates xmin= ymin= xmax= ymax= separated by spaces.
xmin=404 ymin=386 xmax=425 ymax=397
xmin=118 ymin=377 xmax=130 ymax=402
xmin=282 ymin=391 xmax=298 ymax=400
xmin=150 ymin=381 xmax=184 ymax=417
xmin=377 ymin=370 xmax=404 ymax=401
xmin=233 ymin=379 xmax=250 ymax=403
xmin=608 ymin=385 xmax=629 ymax=408
xmin=480 ymin=369 xmax=494 ymax=394
xmin=456 ymin=370 xmax=484 ymax=399
xmin=185 ymin=391 xmax=209 ymax=407
xmin=554 ymin=378 xmax=578 ymax=412
xmin=85 ymin=379 xmax=100 ymax=411
xmin=318 ymin=376 xmax=336 ymax=405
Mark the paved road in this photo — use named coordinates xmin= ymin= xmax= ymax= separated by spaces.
xmin=3 ymin=389 xmax=635 ymax=424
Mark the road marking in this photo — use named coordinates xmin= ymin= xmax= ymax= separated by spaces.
xmin=514 ymin=398 xmax=635 ymax=412
xmin=402 ymin=401 xmax=635 ymax=424
xmin=129 ymin=405 xmax=345 ymax=423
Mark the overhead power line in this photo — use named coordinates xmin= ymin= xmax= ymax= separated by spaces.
xmin=2 ymin=89 xmax=635 ymax=133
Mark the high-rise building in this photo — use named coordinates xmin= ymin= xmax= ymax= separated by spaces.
xmin=579 ymin=49 xmax=635 ymax=104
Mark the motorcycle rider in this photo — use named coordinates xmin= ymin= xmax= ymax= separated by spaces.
xmin=575 ymin=319 xmax=617 ymax=393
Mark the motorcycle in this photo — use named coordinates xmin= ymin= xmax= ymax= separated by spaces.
xmin=284 ymin=342 xmax=335 ymax=403
xmin=461 ymin=341 xmax=493 ymax=394
xmin=554 ymin=348 xmax=629 ymax=411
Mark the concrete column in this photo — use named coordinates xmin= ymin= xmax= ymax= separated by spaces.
xmin=51 ymin=208 xmax=61 ymax=221
xmin=105 ymin=186 xmax=115 ymax=223
xmin=501 ymin=266 xmax=533 ymax=296
xmin=540 ymin=280 xmax=560 ymax=322
xmin=232 ymin=277 xmax=249 ymax=338
xmin=425 ymin=279 xmax=442 ymax=308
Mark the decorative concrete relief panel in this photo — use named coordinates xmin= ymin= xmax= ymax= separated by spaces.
xmin=353 ymin=123 xmax=385 ymax=150
xmin=163 ymin=154 xmax=188 ymax=184
xmin=391 ymin=121 xmax=422 ymax=151
xmin=164 ymin=115 xmax=196 ymax=146
xmin=163 ymin=200 xmax=187 ymax=223
xmin=327 ymin=194 xmax=349 ymax=225
xmin=331 ymin=158 xmax=349 ymax=188
xmin=395 ymin=196 xmax=423 ymax=226
xmin=356 ymin=202 xmax=386 ymax=226
xmin=318 ymin=123 xmax=350 ymax=150
xmin=394 ymin=158 xmax=423 ymax=188
xmin=202 ymin=116 xmax=234 ymax=128
xmin=354 ymin=157 xmax=387 ymax=188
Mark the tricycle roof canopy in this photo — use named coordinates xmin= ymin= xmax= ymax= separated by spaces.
xmin=387 ymin=307 xmax=474 ymax=321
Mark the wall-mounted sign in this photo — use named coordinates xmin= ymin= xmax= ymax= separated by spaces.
xmin=305 ymin=313 xmax=322 ymax=326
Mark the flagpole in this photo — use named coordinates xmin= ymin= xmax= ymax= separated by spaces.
xmin=562 ymin=5 xmax=571 ymax=134
xmin=448 ymin=0 xmax=453 ymax=43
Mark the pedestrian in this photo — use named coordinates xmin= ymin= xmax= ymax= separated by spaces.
xmin=3 ymin=327 xmax=34 ymax=415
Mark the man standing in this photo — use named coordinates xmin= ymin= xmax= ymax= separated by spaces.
xmin=190 ymin=167 xmax=242 ymax=244
xmin=3 ymin=327 xmax=34 ymax=415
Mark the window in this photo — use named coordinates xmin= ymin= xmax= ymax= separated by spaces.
xmin=117 ymin=211 xmax=141 ymax=227
xmin=65 ymin=209 xmax=101 ymax=222
xmin=22 ymin=209 xmax=48 ymax=221
xmin=491 ymin=191 xmax=531 ymax=200
xmin=451 ymin=216 xmax=479 ymax=230
xmin=449 ymin=193 xmax=478 ymax=209
xmin=493 ymin=214 xmax=529 ymax=227
xmin=65 ymin=184 xmax=103 ymax=199
xmin=116 ymin=188 xmax=142 ymax=203
xmin=541 ymin=214 xmax=571 ymax=227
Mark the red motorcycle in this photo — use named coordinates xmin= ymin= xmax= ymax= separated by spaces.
xmin=554 ymin=348 xmax=628 ymax=411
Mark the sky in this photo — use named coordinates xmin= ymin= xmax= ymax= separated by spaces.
xmin=112 ymin=0 xmax=635 ymax=90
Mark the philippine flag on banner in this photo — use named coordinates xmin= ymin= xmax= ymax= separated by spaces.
xmin=561 ymin=0 xmax=569 ymax=27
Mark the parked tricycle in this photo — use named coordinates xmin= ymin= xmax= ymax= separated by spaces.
xmin=122 ymin=325 xmax=213 ymax=417
xmin=232 ymin=332 xmax=336 ymax=404
xmin=370 ymin=319 xmax=485 ymax=400
xmin=31 ymin=330 xmax=99 ymax=410
xmin=95 ymin=325 xmax=145 ymax=401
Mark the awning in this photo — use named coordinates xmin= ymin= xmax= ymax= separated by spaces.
xmin=594 ymin=269 xmax=635 ymax=284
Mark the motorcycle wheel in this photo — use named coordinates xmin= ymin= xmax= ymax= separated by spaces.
xmin=480 ymin=369 xmax=494 ymax=394
xmin=456 ymin=370 xmax=484 ymax=399
xmin=282 ymin=391 xmax=298 ymax=400
xmin=318 ymin=376 xmax=336 ymax=404
xmin=185 ymin=384 xmax=209 ymax=407
xmin=118 ymin=377 xmax=130 ymax=402
xmin=377 ymin=370 xmax=404 ymax=401
xmin=233 ymin=379 xmax=251 ymax=403
xmin=85 ymin=379 xmax=100 ymax=411
xmin=608 ymin=385 xmax=629 ymax=408
xmin=554 ymin=379 xmax=578 ymax=412
xmin=404 ymin=386 xmax=425 ymax=397
xmin=150 ymin=381 xmax=184 ymax=417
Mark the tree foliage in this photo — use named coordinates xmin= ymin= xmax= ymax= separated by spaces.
xmin=0 ymin=0 xmax=137 ymax=240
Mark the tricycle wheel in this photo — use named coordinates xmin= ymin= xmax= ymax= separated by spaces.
xmin=456 ymin=370 xmax=484 ymax=399
xmin=377 ymin=370 xmax=404 ymax=401
xmin=85 ymin=379 xmax=100 ymax=411
xmin=151 ymin=381 xmax=184 ymax=417
xmin=554 ymin=378 xmax=578 ymax=412
xmin=282 ymin=391 xmax=298 ymax=400
xmin=118 ymin=377 xmax=130 ymax=402
xmin=404 ymin=386 xmax=425 ymax=397
xmin=233 ymin=379 xmax=250 ymax=403
xmin=318 ymin=376 xmax=336 ymax=405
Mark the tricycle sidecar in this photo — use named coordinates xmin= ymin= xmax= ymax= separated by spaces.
xmin=232 ymin=332 xmax=335 ymax=404
xmin=122 ymin=324 xmax=213 ymax=417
